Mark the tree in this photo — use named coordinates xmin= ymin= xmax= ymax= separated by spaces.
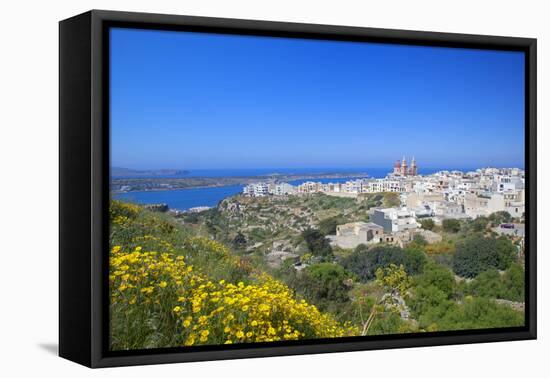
xmin=289 ymin=263 xmax=353 ymax=312
xmin=409 ymin=263 xmax=456 ymax=327
xmin=452 ymin=235 xmax=515 ymax=278
xmin=409 ymin=259 xmax=524 ymax=331
xmin=495 ymin=237 xmax=516 ymax=270
xmin=501 ymin=263 xmax=525 ymax=302
xmin=404 ymin=247 xmax=428 ymax=274
xmin=409 ymin=285 xmax=454 ymax=326
xmin=341 ymin=245 xmax=426 ymax=282
xmin=375 ymin=263 xmax=413 ymax=295
xmin=232 ymin=232 xmax=247 ymax=249
xmin=342 ymin=245 xmax=401 ymax=282
xmin=468 ymin=216 xmax=489 ymax=233
xmin=416 ymin=262 xmax=455 ymax=297
xmin=302 ymin=228 xmax=333 ymax=260
xmin=467 ymin=268 xmax=503 ymax=298
xmin=420 ymin=219 xmax=435 ymax=231
xmin=466 ymin=263 xmax=524 ymax=302
xmin=442 ymin=219 xmax=461 ymax=233
xmin=360 ymin=264 xmax=413 ymax=336
xmin=488 ymin=211 xmax=512 ymax=226
xmin=318 ymin=216 xmax=343 ymax=236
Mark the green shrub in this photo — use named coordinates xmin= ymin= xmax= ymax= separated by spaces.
xmin=453 ymin=235 xmax=516 ymax=278
xmin=290 ymin=263 xmax=353 ymax=312
xmin=341 ymin=245 xmax=426 ymax=282
xmin=488 ymin=211 xmax=512 ymax=226
xmin=435 ymin=297 xmax=524 ymax=330
xmin=409 ymin=262 xmax=457 ymax=327
xmin=442 ymin=219 xmax=461 ymax=233
xmin=501 ymin=263 xmax=525 ymax=302
xmin=467 ymin=216 xmax=489 ymax=233
xmin=466 ymin=263 xmax=524 ymax=302
xmin=467 ymin=268 xmax=503 ymax=297
xmin=420 ymin=219 xmax=435 ymax=231
xmin=302 ymin=228 xmax=333 ymax=260
xmin=232 ymin=232 xmax=247 ymax=249
xmin=318 ymin=216 xmax=344 ymax=236
xmin=416 ymin=262 xmax=455 ymax=296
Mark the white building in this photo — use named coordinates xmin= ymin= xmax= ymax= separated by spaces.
xmin=372 ymin=207 xmax=418 ymax=233
xmin=243 ymin=182 xmax=270 ymax=197
xmin=494 ymin=175 xmax=524 ymax=193
xmin=274 ymin=183 xmax=295 ymax=196
xmin=297 ymin=181 xmax=323 ymax=194
xmin=487 ymin=191 xmax=525 ymax=218
xmin=463 ymin=193 xmax=489 ymax=218
xmin=363 ymin=178 xmax=405 ymax=193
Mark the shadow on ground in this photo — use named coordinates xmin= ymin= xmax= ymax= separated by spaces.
xmin=38 ymin=343 xmax=58 ymax=355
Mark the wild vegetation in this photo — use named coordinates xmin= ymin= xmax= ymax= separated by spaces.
xmin=110 ymin=195 xmax=525 ymax=350
xmin=110 ymin=201 xmax=357 ymax=350
xmin=181 ymin=192 xmax=399 ymax=254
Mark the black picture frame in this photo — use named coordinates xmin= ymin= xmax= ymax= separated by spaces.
xmin=59 ymin=9 xmax=537 ymax=368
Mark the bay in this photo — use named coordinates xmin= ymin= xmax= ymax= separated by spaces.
xmin=113 ymin=185 xmax=244 ymax=211
xmin=112 ymin=167 xmax=469 ymax=211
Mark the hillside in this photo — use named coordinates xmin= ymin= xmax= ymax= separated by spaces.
xmin=109 ymin=201 xmax=357 ymax=350
xmin=110 ymin=198 xmax=525 ymax=350
xmin=180 ymin=192 xmax=398 ymax=254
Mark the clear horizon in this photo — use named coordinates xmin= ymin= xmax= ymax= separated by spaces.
xmin=112 ymin=165 xmax=525 ymax=172
xmin=110 ymin=28 xmax=525 ymax=170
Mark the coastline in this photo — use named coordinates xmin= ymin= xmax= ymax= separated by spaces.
xmin=111 ymin=172 xmax=371 ymax=194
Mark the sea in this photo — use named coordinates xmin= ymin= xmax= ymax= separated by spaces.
xmin=112 ymin=167 xmax=470 ymax=211
xmin=113 ymin=185 xmax=245 ymax=211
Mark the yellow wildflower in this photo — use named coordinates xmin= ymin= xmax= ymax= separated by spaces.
xmin=199 ymin=330 xmax=209 ymax=342
xmin=185 ymin=335 xmax=195 ymax=346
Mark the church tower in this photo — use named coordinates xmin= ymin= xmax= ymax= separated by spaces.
xmin=394 ymin=160 xmax=402 ymax=175
xmin=410 ymin=157 xmax=417 ymax=176
xmin=401 ymin=156 xmax=407 ymax=176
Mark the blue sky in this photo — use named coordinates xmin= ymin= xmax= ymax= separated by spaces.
xmin=110 ymin=28 xmax=525 ymax=170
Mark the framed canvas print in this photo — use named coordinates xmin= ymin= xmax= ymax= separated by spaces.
xmin=59 ymin=10 xmax=537 ymax=368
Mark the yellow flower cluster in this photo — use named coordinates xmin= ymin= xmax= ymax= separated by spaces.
xmin=110 ymin=201 xmax=141 ymax=227
xmin=178 ymin=273 xmax=357 ymax=345
xmin=110 ymin=244 xmax=357 ymax=348
xmin=110 ymin=200 xmax=140 ymax=218
xmin=109 ymin=200 xmax=358 ymax=350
